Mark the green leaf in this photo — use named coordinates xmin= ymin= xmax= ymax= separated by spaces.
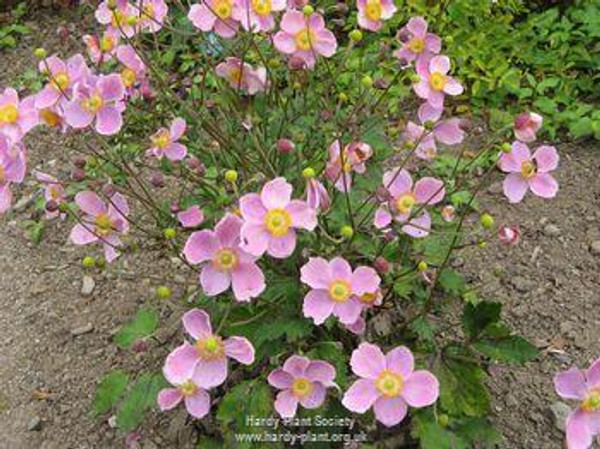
xmin=473 ymin=336 xmax=539 ymax=364
xmin=114 ymin=308 xmax=159 ymax=348
xmin=455 ymin=418 xmax=502 ymax=447
xmin=438 ymin=269 xmax=466 ymax=296
xmin=116 ymin=373 xmax=166 ymax=431
xmin=92 ymin=370 xmax=129 ymax=416
xmin=462 ymin=301 xmax=501 ymax=339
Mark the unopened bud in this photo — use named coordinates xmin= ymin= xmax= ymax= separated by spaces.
xmin=277 ymin=138 xmax=295 ymax=154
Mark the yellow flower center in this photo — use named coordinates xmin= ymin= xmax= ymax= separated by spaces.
xmin=395 ymin=193 xmax=416 ymax=215
xmin=51 ymin=72 xmax=70 ymax=92
xmin=111 ymin=11 xmax=126 ymax=28
xmin=100 ymin=35 xmax=116 ymax=52
xmin=359 ymin=291 xmax=378 ymax=304
xmin=582 ymin=390 xmax=600 ymax=413
xmin=40 ymin=109 xmax=61 ymax=127
xmin=195 ymin=336 xmax=225 ymax=360
xmin=141 ymin=4 xmax=154 ymax=18
xmin=0 ymin=166 xmax=5 ymax=183
xmin=228 ymin=67 xmax=244 ymax=85
xmin=291 ymin=378 xmax=313 ymax=398
xmin=0 ymin=104 xmax=19 ymax=124
xmin=375 ymin=370 xmax=404 ymax=398
xmin=214 ymin=0 xmax=233 ymax=19
xmin=520 ymin=160 xmax=536 ymax=179
xmin=295 ymin=29 xmax=315 ymax=51
xmin=329 ymin=279 xmax=352 ymax=303
xmin=121 ymin=68 xmax=137 ymax=88
xmin=429 ymin=72 xmax=447 ymax=91
xmin=251 ymin=0 xmax=272 ymax=16
xmin=95 ymin=213 xmax=113 ymax=235
xmin=264 ymin=208 xmax=292 ymax=237
xmin=408 ymin=37 xmax=425 ymax=53
xmin=50 ymin=186 xmax=61 ymax=200
xmin=365 ymin=0 xmax=382 ymax=21
xmin=82 ymin=94 xmax=104 ymax=114
xmin=151 ymin=129 xmax=171 ymax=148
xmin=213 ymin=248 xmax=239 ymax=271
xmin=178 ymin=380 xmax=197 ymax=397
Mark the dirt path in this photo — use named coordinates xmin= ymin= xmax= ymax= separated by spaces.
xmin=1 ymin=9 xmax=599 ymax=449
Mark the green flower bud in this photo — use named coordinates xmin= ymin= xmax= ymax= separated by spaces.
xmin=417 ymin=261 xmax=428 ymax=272
xmin=58 ymin=202 xmax=69 ymax=213
xmin=501 ymin=142 xmax=512 ymax=153
xmin=338 ymin=92 xmax=348 ymax=103
xmin=444 ymin=35 xmax=454 ymax=45
xmin=34 ymin=48 xmax=47 ymax=59
xmin=96 ymin=257 xmax=107 ymax=269
xmin=156 ymin=285 xmax=172 ymax=299
xmin=302 ymin=5 xmax=314 ymax=15
xmin=302 ymin=167 xmax=316 ymax=179
xmin=164 ymin=228 xmax=177 ymax=239
xmin=224 ymin=170 xmax=238 ymax=183
xmin=349 ymin=29 xmax=363 ymax=43
xmin=82 ymin=256 xmax=96 ymax=268
xmin=438 ymin=414 xmax=450 ymax=427
xmin=478 ymin=240 xmax=487 ymax=248
xmin=340 ymin=226 xmax=354 ymax=239
xmin=424 ymin=120 xmax=435 ymax=131
xmin=361 ymin=75 xmax=373 ymax=89
xmin=480 ymin=213 xmax=494 ymax=229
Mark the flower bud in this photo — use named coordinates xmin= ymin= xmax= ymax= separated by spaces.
xmin=480 ymin=213 xmax=494 ymax=229
xmin=170 ymin=202 xmax=180 ymax=214
xmin=438 ymin=414 xmax=450 ymax=427
xmin=373 ymin=78 xmax=389 ymax=90
xmin=444 ymin=35 xmax=454 ymax=45
xmin=82 ymin=256 xmax=95 ymax=268
xmin=151 ymin=172 xmax=165 ymax=188
xmin=268 ymin=58 xmax=280 ymax=69
xmin=96 ymin=257 xmax=107 ymax=269
xmin=501 ymin=142 xmax=512 ymax=153
xmin=374 ymin=256 xmax=390 ymax=274
xmin=131 ymin=339 xmax=149 ymax=354
xmin=156 ymin=285 xmax=172 ymax=299
xmin=277 ymin=138 xmax=295 ymax=154
xmin=164 ymin=228 xmax=177 ymax=239
xmin=338 ymin=92 xmax=348 ymax=103
xmin=417 ymin=261 xmax=428 ymax=272
xmin=302 ymin=167 xmax=316 ymax=179
xmin=320 ymin=110 xmax=332 ymax=121
xmin=498 ymin=226 xmax=519 ymax=247
xmin=73 ymin=157 xmax=87 ymax=169
xmin=361 ymin=75 xmax=373 ymax=89
xmin=404 ymin=140 xmax=415 ymax=150
xmin=45 ymin=200 xmax=59 ymax=212
xmin=34 ymin=48 xmax=47 ymax=59
xmin=340 ymin=225 xmax=354 ymax=239
xmin=302 ymin=5 xmax=314 ymax=15
xmin=71 ymin=168 xmax=85 ymax=182
xmin=288 ymin=56 xmax=307 ymax=71
xmin=478 ymin=240 xmax=487 ymax=248
xmin=424 ymin=120 xmax=435 ymax=131
xmin=102 ymin=184 xmax=116 ymax=197
xmin=224 ymin=170 xmax=238 ymax=183
xmin=349 ymin=29 xmax=363 ymax=43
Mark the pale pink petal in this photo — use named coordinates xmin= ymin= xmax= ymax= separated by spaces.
xmin=170 ymin=117 xmax=187 ymax=140
xmin=305 ymin=361 xmax=336 ymax=385
xmin=402 ymin=371 xmax=439 ymax=407
xmin=157 ymin=388 xmax=183 ymax=411
xmin=303 ymin=289 xmax=335 ymax=325
xmin=413 ymin=79 xmax=432 ymax=101
xmin=374 ymin=207 xmax=392 ymax=229
xmin=193 ymin=358 xmax=228 ymax=388
xmin=215 ymin=213 xmax=243 ymax=247
xmin=177 ymin=206 xmax=204 ymax=228
xmin=300 ymin=257 xmax=332 ymax=289
xmin=35 ymin=87 xmax=61 ymax=110
xmin=299 ymin=382 xmax=326 ymax=409
xmin=239 ymin=193 xmax=267 ymax=224
xmin=231 ymin=262 xmax=265 ymax=301
xmin=342 ymin=379 xmax=380 ymax=413
xmin=268 ymin=369 xmax=294 ymax=389
xmin=280 ymin=10 xmax=305 ymax=34
xmin=183 ymin=230 xmax=219 ymax=264
xmin=443 ymin=77 xmax=463 ymax=95
xmin=267 ymin=231 xmax=297 ymax=258
xmin=274 ymin=389 xmax=299 ymax=418
xmin=383 ymin=168 xmax=412 ymax=198
xmin=586 ymin=359 xmax=600 ymax=389
xmin=182 ymin=309 xmax=213 ymax=340
xmin=70 ymin=223 xmax=99 ymax=245
xmin=329 ymin=257 xmax=352 ymax=280
xmin=283 ymin=355 xmax=311 ymax=377
xmin=386 ymin=346 xmax=414 ymax=377
xmin=529 ymin=173 xmax=558 ymax=199
xmin=554 ymin=368 xmax=588 ymax=400
xmin=434 ymin=119 xmax=464 ymax=145
xmin=98 ymin=74 xmax=125 ymax=101
xmin=199 ymin=265 xmax=231 ymax=296
xmin=164 ymin=143 xmax=187 ymax=161
xmin=184 ymin=389 xmax=211 ymax=419
xmin=373 ymin=396 xmax=408 ymax=427
xmin=429 ymin=55 xmax=450 ymax=74
xmin=351 ymin=267 xmax=380 ymax=296
xmin=503 ymin=173 xmax=529 ymax=203
xmin=261 ymin=177 xmax=292 ymax=209
xmin=224 ymin=336 xmax=255 ymax=364
xmin=240 ymin=223 xmax=270 ymax=257
xmin=95 ymin=106 xmax=122 ymax=136
xmin=414 ymin=177 xmax=445 ymax=205
xmin=533 ymin=145 xmax=559 ymax=172
xmin=286 ymin=200 xmax=317 ymax=230
xmin=425 ymin=34 xmax=442 ymax=53
xmin=333 ymin=298 xmax=363 ymax=325
xmin=402 ymin=212 xmax=431 ymax=238
xmin=313 ymin=30 xmax=337 ymax=57
xmin=273 ymin=32 xmax=297 ymax=54
xmin=566 ymin=409 xmax=593 ymax=449
xmin=188 ymin=4 xmax=217 ymax=31
xmin=75 ymin=191 xmax=106 ymax=216
xmin=164 ymin=343 xmax=199 ymax=385
xmin=406 ymin=16 xmax=427 ymax=37
xmin=498 ymin=141 xmax=531 ymax=172
xmin=418 ymin=102 xmax=443 ymax=123
xmin=350 ymin=342 xmax=386 ymax=379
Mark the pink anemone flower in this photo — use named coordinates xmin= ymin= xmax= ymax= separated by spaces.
xmin=33 ymin=170 xmax=67 ymax=219
xmin=164 ymin=308 xmax=255 ymax=388
xmin=554 ymin=359 xmax=600 ymax=449
xmin=116 ymin=45 xmax=147 ymax=91
xmin=64 ymin=74 xmax=126 ymax=136
xmin=239 ymin=177 xmax=317 ymax=258
xmin=95 ymin=0 xmax=140 ymax=38
xmin=325 ymin=140 xmax=373 ymax=192
xmin=374 ymin=168 xmax=445 ymax=238
xmin=268 ymin=355 xmax=337 ymax=418
xmin=215 ymin=57 xmax=268 ymax=95
xmin=273 ymin=11 xmax=337 ymax=69
xmin=158 ymin=361 xmax=211 ymax=419
xmin=147 ymin=117 xmax=188 ymax=161
xmin=0 ymin=136 xmax=27 ymax=214
xmin=413 ymin=55 xmax=463 ymax=109
xmin=342 ymin=343 xmax=439 ymax=427
xmin=343 ymin=289 xmax=383 ymax=335
xmin=300 ymin=257 xmax=380 ymax=326
xmin=188 ymin=0 xmax=240 ymax=38
xmin=357 ymin=0 xmax=397 ymax=32
xmin=83 ymin=30 xmax=120 ymax=65
xmin=183 ymin=213 xmax=265 ymax=301
xmin=514 ymin=111 xmax=543 ymax=143
xmin=137 ymin=0 xmax=169 ymax=33
xmin=0 ymin=88 xmax=38 ymax=142
xmin=233 ymin=0 xmax=286 ymax=32
xmin=36 ymin=54 xmax=90 ymax=110
xmin=498 ymin=142 xmax=559 ymax=203
xmin=305 ymin=178 xmax=331 ymax=213
xmin=394 ymin=16 xmax=441 ymax=65
xmin=177 ymin=205 xmax=204 ymax=228
xmin=69 ymin=191 xmax=130 ymax=263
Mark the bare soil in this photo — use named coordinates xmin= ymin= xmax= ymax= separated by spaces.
xmin=1 ymin=8 xmax=599 ymax=449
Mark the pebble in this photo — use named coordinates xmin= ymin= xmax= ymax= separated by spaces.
xmin=543 ymin=224 xmax=561 ymax=237
xmin=70 ymin=323 xmax=94 ymax=336
xmin=487 ymin=182 xmax=503 ymax=195
xmin=81 ymin=276 xmax=96 ymax=297
xmin=27 ymin=416 xmax=42 ymax=431
xmin=590 ymin=241 xmax=600 ymax=256
xmin=510 ymin=276 xmax=534 ymax=293
xmin=549 ymin=402 xmax=571 ymax=432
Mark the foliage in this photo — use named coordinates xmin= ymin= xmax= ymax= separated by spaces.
xmin=0 ymin=3 xmax=28 ymax=49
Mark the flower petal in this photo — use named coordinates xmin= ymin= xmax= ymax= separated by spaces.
xmin=182 ymin=309 xmax=213 ymax=340
xmin=386 ymin=346 xmax=414 ymax=378
xmin=373 ymin=396 xmax=408 ymax=427
xmin=200 ymin=264 xmax=231 ymax=297
xmin=529 ymin=173 xmax=558 ymax=199
xmin=286 ymin=200 xmax=317 ymax=230
xmin=224 ymin=336 xmax=255 ymax=365
xmin=184 ymin=389 xmax=211 ymax=419
xmin=164 ymin=343 xmax=199 ymax=385
xmin=267 ymin=231 xmax=296 ymax=258
xmin=402 ymin=370 xmax=439 ymax=407
xmin=283 ymin=355 xmax=311 ymax=377
xmin=554 ymin=368 xmax=588 ymax=400
xmin=183 ymin=230 xmax=219 ymax=265
xmin=193 ymin=358 xmax=228 ymax=388
xmin=350 ymin=342 xmax=386 ymax=379
xmin=300 ymin=257 xmax=332 ymax=289
xmin=274 ymin=389 xmax=298 ymax=418
xmin=503 ymin=173 xmax=529 ymax=203
xmin=303 ymin=289 xmax=335 ymax=325
xmin=299 ymin=382 xmax=326 ymax=409
xmin=268 ymin=369 xmax=294 ymax=390
xmin=305 ymin=361 xmax=336 ymax=385
xmin=231 ymin=262 xmax=265 ymax=302
xmin=157 ymin=388 xmax=183 ymax=411
xmin=342 ymin=379 xmax=379 ymax=413
xmin=261 ymin=177 xmax=292 ymax=209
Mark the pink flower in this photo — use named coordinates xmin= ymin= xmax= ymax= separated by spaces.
xmin=64 ymin=74 xmax=126 ymax=136
xmin=273 ymin=11 xmax=337 ymax=69
xmin=95 ymin=0 xmax=140 ymax=38
xmin=554 ymin=359 xmax=600 ymax=449
xmin=147 ymin=117 xmax=187 ymax=161
xmin=306 ymin=178 xmax=331 ymax=213
xmin=116 ymin=45 xmax=147 ymax=90
xmin=239 ymin=177 xmax=317 ymax=258
xmin=137 ymin=0 xmax=169 ymax=33
xmin=374 ymin=168 xmax=445 ymax=238
xmin=232 ymin=0 xmax=286 ymax=32
xmin=514 ymin=112 xmax=543 ymax=143
xmin=356 ymin=0 xmax=397 ymax=32
xmin=177 ymin=205 xmax=204 ymax=228
xmin=440 ymin=204 xmax=455 ymax=222
xmin=394 ymin=17 xmax=441 ymax=65
xmin=300 ymin=257 xmax=380 ymax=326
xmin=183 ymin=213 xmax=265 ymax=301
xmin=215 ymin=57 xmax=268 ymax=95
xmin=69 ymin=191 xmax=130 ymax=263
xmin=0 ymin=135 xmax=27 ymax=214
xmin=33 ymin=170 xmax=67 ymax=219
xmin=163 ymin=309 xmax=255 ymax=389
xmin=188 ymin=0 xmax=240 ymax=38
xmin=413 ymin=55 xmax=463 ymax=109
xmin=325 ymin=140 xmax=373 ymax=192
xmin=498 ymin=142 xmax=559 ymax=203
xmin=36 ymin=54 xmax=91 ymax=110
xmin=158 ymin=356 xmax=211 ymax=419
xmin=498 ymin=225 xmax=519 ymax=247
xmin=83 ymin=30 xmax=120 ymax=65
xmin=343 ymin=289 xmax=383 ymax=335
xmin=342 ymin=343 xmax=439 ymax=427
xmin=0 ymin=88 xmax=38 ymax=142
xmin=268 ymin=355 xmax=337 ymax=418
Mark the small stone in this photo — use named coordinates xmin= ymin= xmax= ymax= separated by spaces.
xmin=450 ymin=257 xmax=465 ymax=268
xmin=549 ymin=402 xmax=571 ymax=432
xmin=487 ymin=182 xmax=503 ymax=195
xmin=510 ymin=276 xmax=534 ymax=293
xmin=27 ymin=416 xmax=42 ymax=431
xmin=590 ymin=241 xmax=600 ymax=256
xmin=543 ymin=224 xmax=561 ymax=237
xmin=71 ymin=323 xmax=94 ymax=336
xmin=81 ymin=275 xmax=95 ymax=296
